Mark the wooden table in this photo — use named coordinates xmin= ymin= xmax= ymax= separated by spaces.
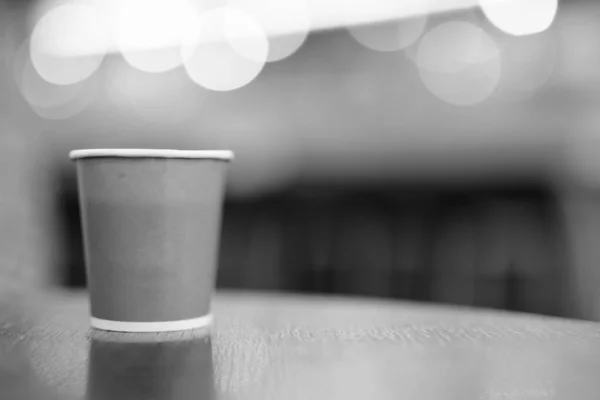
xmin=2 ymin=285 xmax=600 ymax=400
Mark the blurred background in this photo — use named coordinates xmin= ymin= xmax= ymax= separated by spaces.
xmin=2 ymin=0 xmax=600 ymax=320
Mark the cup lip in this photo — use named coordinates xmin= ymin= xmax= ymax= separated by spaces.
xmin=69 ymin=149 xmax=234 ymax=161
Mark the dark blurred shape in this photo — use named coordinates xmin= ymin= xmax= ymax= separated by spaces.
xmin=331 ymin=193 xmax=394 ymax=296
xmin=282 ymin=190 xmax=339 ymax=293
xmin=87 ymin=335 xmax=214 ymax=400
xmin=216 ymin=180 xmax=563 ymax=316
xmin=55 ymin=165 xmax=86 ymax=287
xmin=504 ymin=262 xmax=520 ymax=312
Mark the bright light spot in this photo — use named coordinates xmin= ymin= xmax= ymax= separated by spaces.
xmin=496 ymin=32 xmax=556 ymax=101
xmin=221 ymin=8 xmax=269 ymax=63
xmin=480 ymin=0 xmax=558 ymax=36
xmin=348 ymin=15 xmax=427 ymax=52
xmin=15 ymin=39 xmax=94 ymax=120
xmin=29 ymin=0 xmax=484 ymax=57
xmin=417 ymin=21 xmax=501 ymax=106
xmin=29 ymin=3 xmax=106 ymax=85
xmin=229 ymin=0 xmax=311 ymax=62
xmin=14 ymin=40 xmax=81 ymax=109
xmin=117 ymin=0 xmax=197 ymax=73
xmin=182 ymin=7 xmax=268 ymax=91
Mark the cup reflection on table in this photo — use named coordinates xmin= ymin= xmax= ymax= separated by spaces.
xmin=87 ymin=334 xmax=215 ymax=400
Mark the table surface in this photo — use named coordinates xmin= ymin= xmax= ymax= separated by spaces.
xmin=2 ymin=285 xmax=600 ymax=400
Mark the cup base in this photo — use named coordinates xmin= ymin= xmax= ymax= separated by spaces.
xmin=90 ymin=314 xmax=213 ymax=333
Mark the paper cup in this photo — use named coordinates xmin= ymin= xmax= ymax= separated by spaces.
xmin=70 ymin=149 xmax=233 ymax=332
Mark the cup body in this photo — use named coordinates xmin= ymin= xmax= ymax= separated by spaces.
xmin=71 ymin=149 xmax=233 ymax=332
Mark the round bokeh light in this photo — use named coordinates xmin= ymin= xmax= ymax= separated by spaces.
xmin=416 ymin=21 xmax=501 ymax=106
xmin=229 ymin=0 xmax=311 ymax=62
xmin=479 ymin=0 xmax=558 ymax=36
xmin=182 ymin=7 xmax=269 ymax=91
xmin=117 ymin=0 xmax=197 ymax=73
xmin=29 ymin=3 xmax=107 ymax=85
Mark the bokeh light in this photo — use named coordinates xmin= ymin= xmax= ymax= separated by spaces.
xmin=229 ymin=0 xmax=311 ymax=62
xmin=182 ymin=7 xmax=269 ymax=91
xmin=347 ymin=15 xmax=427 ymax=52
xmin=221 ymin=8 xmax=270 ymax=63
xmin=14 ymin=39 xmax=93 ymax=120
xmin=117 ymin=0 xmax=197 ymax=73
xmin=29 ymin=3 xmax=107 ymax=85
xmin=416 ymin=21 xmax=501 ymax=106
xmin=480 ymin=0 xmax=558 ymax=36
xmin=496 ymin=31 xmax=556 ymax=101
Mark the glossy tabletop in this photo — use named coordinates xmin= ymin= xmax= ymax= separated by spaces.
xmin=2 ymin=284 xmax=600 ymax=400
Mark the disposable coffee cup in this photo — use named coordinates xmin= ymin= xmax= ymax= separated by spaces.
xmin=70 ymin=149 xmax=233 ymax=332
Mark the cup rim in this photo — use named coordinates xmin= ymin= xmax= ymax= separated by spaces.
xmin=69 ymin=149 xmax=234 ymax=161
